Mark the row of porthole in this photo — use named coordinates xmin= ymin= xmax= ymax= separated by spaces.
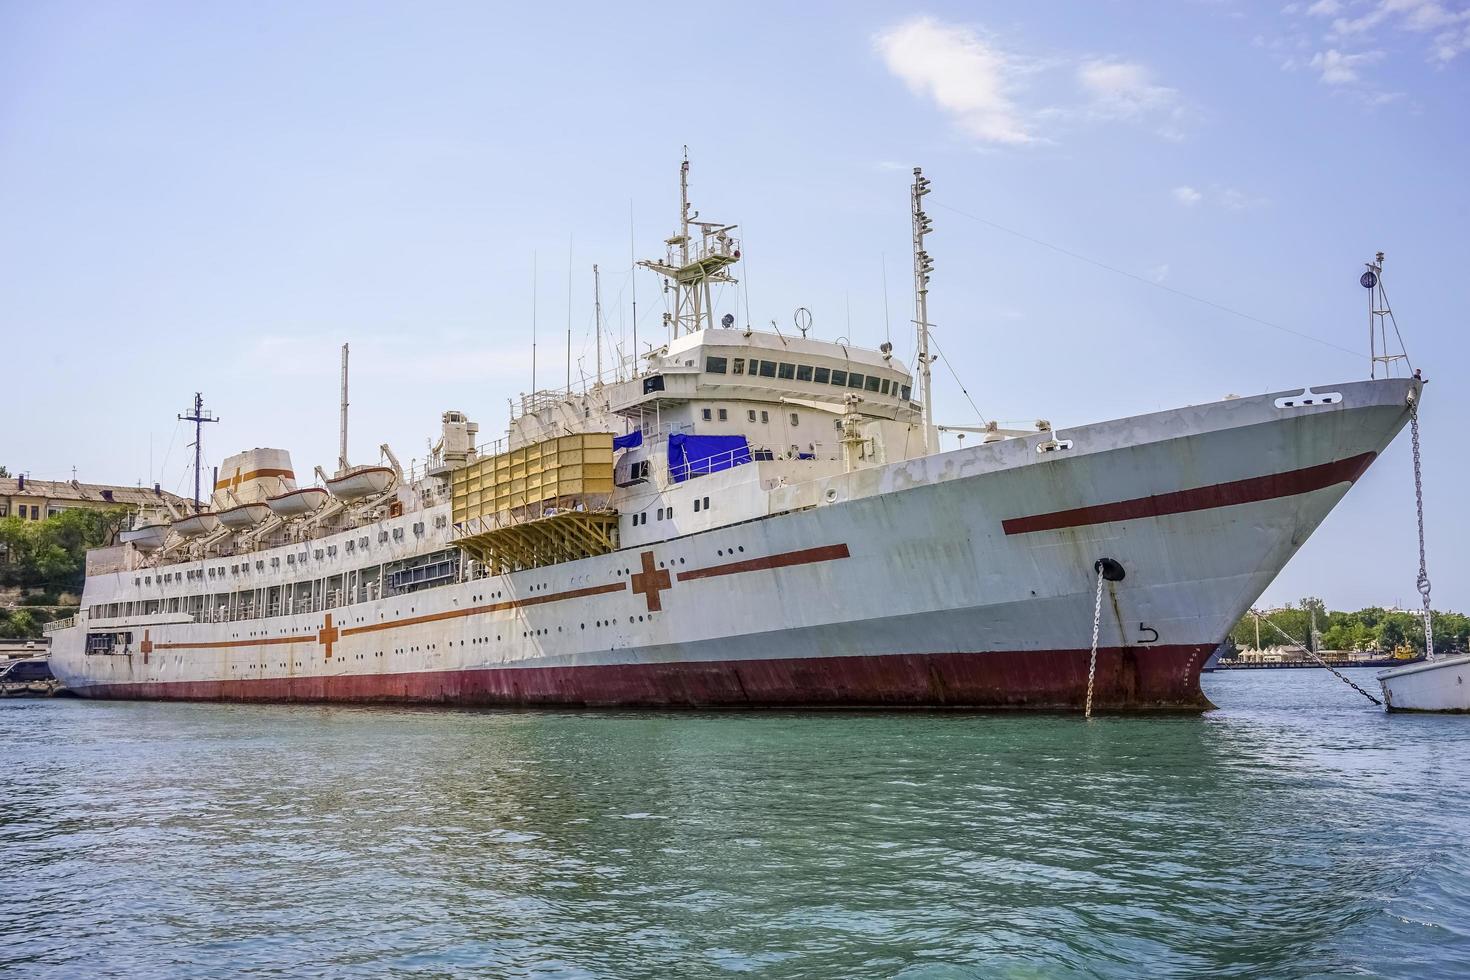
xmin=716 ymin=546 xmax=746 ymax=558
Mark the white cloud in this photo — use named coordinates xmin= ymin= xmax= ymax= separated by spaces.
xmin=1171 ymin=185 xmax=1267 ymax=210
xmin=1148 ymin=264 xmax=1171 ymax=283
xmin=1078 ymin=60 xmax=1174 ymax=115
xmin=1309 ymin=47 xmax=1384 ymax=82
xmin=874 ymin=17 xmax=1035 ymax=145
xmin=875 ymin=17 xmax=1193 ymax=145
xmin=1433 ymin=21 xmax=1470 ymax=60
xmin=1306 ymin=0 xmax=1342 ymax=15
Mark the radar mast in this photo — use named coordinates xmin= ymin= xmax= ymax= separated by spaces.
xmin=638 ymin=148 xmax=741 ymax=340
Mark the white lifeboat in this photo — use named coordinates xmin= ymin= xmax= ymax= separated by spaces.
xmin=171 ymin=512 xmax=221 ymax=538
xmin=1378 ymin=655 xmax=1470 ymax=712
xmin=267 ymin=486 xmax=330 ymax=517
xmin=325 ymin=465 xmax=395 ymax=501
xmin=217 ymin=501 xmax=273 ymax=529
xmin=120 ymin=522 xmax=171 ymax=552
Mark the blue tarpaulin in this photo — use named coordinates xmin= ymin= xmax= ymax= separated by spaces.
xmin=668 ymin=433 xmax=752 ymax=483
xmin=612 ymin=430 xmax=643 ymax=451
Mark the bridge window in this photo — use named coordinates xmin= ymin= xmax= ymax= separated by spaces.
xmin=732 ymin=358 xmax=745 ymax=375
xmin=705 ymin=356 xmax=727 ymax=374
xmin=758 ymin=360 xmax=777 ymax=378
xmin=901 ymin=384 xmax=912 ymax=400
xmin=814 ymin=366 xmax=830 ymax=384
xmin=831 ymin=370 xmax=847 ymax=387
xmin=881 ymin=378 xmax=891 ymax=395
xmin=848 ymin=373 xmax=865 ymax=390
xmin=796 ymin=364 xmax=813 ymax=382
xmin=864 ymin=375 xmax=881 ymax=393
xmin=777 ymin=362 xmax=795 ymax=380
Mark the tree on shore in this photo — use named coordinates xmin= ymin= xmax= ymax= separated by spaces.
xmin=1229 ymin=599 xmax=1470 ymax=657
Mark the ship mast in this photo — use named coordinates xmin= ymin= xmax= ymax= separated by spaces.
xmin=638 ymin=148 xmax=741 ymax=341
xmin=1364 ymin=252 xmax=1409 ymax=379
xmin=339 ymin=343 xmax=350 ymax=472
xmin=177 ymin=392 xmax=219 ymax=512
xmin=911 ymin=167 xmax=936 ymax=453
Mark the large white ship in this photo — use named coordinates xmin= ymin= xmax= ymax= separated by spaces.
xmin=47 ymin=160 xmax=1421 ymax=710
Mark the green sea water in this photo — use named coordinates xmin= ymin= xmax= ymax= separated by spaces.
xmin=2 ymin=670 xmax=1467 ymax=979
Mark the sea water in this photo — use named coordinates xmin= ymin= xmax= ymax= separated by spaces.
xmin=2 ymin=670 xmax=1467 ymax=978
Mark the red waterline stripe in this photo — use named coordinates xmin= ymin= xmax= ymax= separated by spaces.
xmin=68 ymin=643 xmax=1215 ymax=709
xmin=677 ymin=543 xmax=851 ymax=582
xmin=1002 ymin=451 xmax=1376 ymax=536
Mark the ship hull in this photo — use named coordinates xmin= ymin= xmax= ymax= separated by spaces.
xmin=49 ymin=378 xmax=1418 ymax=711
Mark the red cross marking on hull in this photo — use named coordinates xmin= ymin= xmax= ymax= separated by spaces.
xmin=140 ymin=630 xmax=153 ymax=664
xmin=317 ymin=614 xmax=340 ymax=660
xmin=630 ymin=551 xmax=672 ymax=612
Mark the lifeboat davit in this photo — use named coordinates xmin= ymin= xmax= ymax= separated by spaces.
xmin=217 ymin=501 xmax=273 ymax=529
xmin=267 ymin=486 xmax=330 ymax=517
xmin=171 ymin=512 xmax=221 ymax=538
xmin=120 ymin=523 xmax=171 ymax=552
xmin=325 ymin=465 xmax=395 ymax=501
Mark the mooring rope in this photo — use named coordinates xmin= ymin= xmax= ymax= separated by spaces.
xmin=1086 ymin=563 xmax=1105 ymax=718
xmin=1260 ymin=617 xmax=1381 ymax=706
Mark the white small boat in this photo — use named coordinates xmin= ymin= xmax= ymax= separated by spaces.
xmin=325 ymin=465 xmax=394 ymax=501
xmin=1378 ymin=655 xmax=1470 ymax=712
xmin=267 ymin=486 xmax=330 ymax=517
xmin=171 ymin=512 xmax=220 ymax=538
xmin=217 ymin=501 xmax=273 ymax=529
xmin=120 ymin=523 xmax=170 ymax=552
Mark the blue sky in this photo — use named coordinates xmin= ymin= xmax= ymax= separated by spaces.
xmin=2 ymin=1 xmax=1466 ymax=610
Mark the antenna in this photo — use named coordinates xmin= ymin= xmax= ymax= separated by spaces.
xmin=593 ymin=263 xmax=604 ymax=386
xmin=630 ymin=199 xmax=638 ymax=377
xmin=538 ymin=251 xmax=543 ymax=396
xmin=912 ymin=167 xmax=936 ymax=453
xmin=338 ymin=343 xmax=350 ymax=471
xmin=177 ymin=392 xmax=219 ymax=512
xmin=566 ymin=234 xmax=573 ymax=392
xmin=1364 ymin=252 xmax=1411 ymax=378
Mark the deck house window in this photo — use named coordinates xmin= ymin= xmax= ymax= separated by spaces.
xmin=864 ymin=375 xmax=881 ymax=393
xmin=705 ymin=356 xmax=727 ymax=374
xmin=814 ymin=367 xmax=830 ymax=384
xmin=748 ymin=410 xmax=757 ymax=422
xmin=758 ymin=360 xmax=777 ymax=378
xmin=718 ymin=408 xmax=728 ymax=421
xmin=777 ymin=362 xmax=795 ymax=380
xmin=796 ymin=364 xmax=814 ymax=382
xmin=702 ymin=409 xmax=712 ymax=421
xmin=761 ymin=411 xmax=769 ymax=423
xmin=848 ymin=373 xmax=865 ymax=389
xmin=732 ymin=358 xmax=745 ymax=375
xmin=881 ymin=378 xmax=891 ymax=395
xmin=831 ymin=370 xmax=847 ymax=387
xmin=789 ymin=413 xmax=799 ymax=426
xmin=901 ymin=384 xmax=912 ymax=401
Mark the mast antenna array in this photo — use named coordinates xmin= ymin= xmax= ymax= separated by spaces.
xmin=178 ymin=392 xmax=219 ymax=512
xmin=912 ymin=167 xmax=937 ymax=452
xmin=638 ymin=148 xmax=742 ymax=341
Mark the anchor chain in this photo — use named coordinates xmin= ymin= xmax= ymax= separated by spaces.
xmin=1408 ymin=394 xmax=1434 ymax=660
xmin=1085 ymin=563 xmax=1105 ymax=718
xmin=1261 ymin=616 xmax=1381 ymax=706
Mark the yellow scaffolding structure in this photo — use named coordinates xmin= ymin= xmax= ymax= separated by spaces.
xmin=450 ymin=433 xmax=618 ymax=573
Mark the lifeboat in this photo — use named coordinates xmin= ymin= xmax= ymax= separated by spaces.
xmin=217 ymin=501 xmax=273 ymax=529
xmin=120 ymin=522 xmax=171 ymax=552
xmin=325 ymin=465 xmax=395 ymax=501
xmin=267 ymin=486 xmax=330 ymax=517
xmin=171 ymin=512 xmax=220 ymax=538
